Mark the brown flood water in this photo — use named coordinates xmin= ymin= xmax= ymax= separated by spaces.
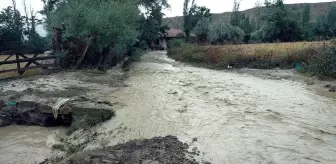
xmin=0 ymin=51 xmax=335 ymax=164
xmin=98 ymin=51 xmax=336 ymax=164
xmin=0 ymin=125 xmax=61 ymax=164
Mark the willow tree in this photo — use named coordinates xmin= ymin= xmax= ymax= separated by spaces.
xmin=42 ymin=0 xmax=169 ymax=68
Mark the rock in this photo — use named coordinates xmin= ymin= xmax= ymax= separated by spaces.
xmin=192 ymin=138 xmax=197 ymax=142
xmin=306 ymin=80 xmax=314 ymax=85
xmin=0 ymin=118 xmax=12 ymax=127
xmin=142 ymin=160 xmax=160 ymax=164
xmin=90 ymin=157 xmax=101 ymax=164
xmin=62 ymin=136 xmax=198 ymax=164
xmin=324 ymin=84 xmax=331 ymax=88
xmin=0 ymin=101 xmax=72 ymax=127
xmin=329 ymin=86 xmax=336 ymax=92
xmin=0 ymin=100 xmax=4 ymax=109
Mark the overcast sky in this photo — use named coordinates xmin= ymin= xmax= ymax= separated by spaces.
xmin=1 ymin=0 xmax=335 ymax=17
xmin=0 ymin=0 xmax=335 ymax=36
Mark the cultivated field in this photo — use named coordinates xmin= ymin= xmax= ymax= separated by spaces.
xmin=210 ymin=41 xmax=330 ymax=56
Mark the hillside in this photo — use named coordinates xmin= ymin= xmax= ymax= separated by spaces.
xmin=163 ymin=1 xmax=336 ymax=29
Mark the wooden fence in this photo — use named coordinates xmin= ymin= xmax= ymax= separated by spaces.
xmin=0 ymin=52 xmax=58 ymax=75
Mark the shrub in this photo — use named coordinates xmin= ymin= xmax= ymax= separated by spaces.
xmin=193 ymin=18 xmax=212 ymax=43
xmin=167 ymin=38 xmax=185 ymax=48
xmin=306 ymin=46 xmax=336 ymax=78
xmin=209 ymin=21 xmax=244 ymax=44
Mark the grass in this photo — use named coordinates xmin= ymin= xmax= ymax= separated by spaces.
xmin=168 ymin=41 xmax=335 ymax=78
xmin=66 ymin=108 xmax=115 ymax=135
xmin=0 ymin=54 xmax=43 ymax=78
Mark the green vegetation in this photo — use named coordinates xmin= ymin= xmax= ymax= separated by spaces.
xmin=52 ymin=137 xmax=91 ymax=155
xmin=0 ymin=1 xmax=47 ymax=52
xmin=168 ymin=42 xmax=335 ymax=78
xmin=183 ymin=0 xmax=211 ymax=42
xmin=67 ymin=108 xmax=115 ymax=135
xmin=168 ymin=0 xmax=335 ymax=79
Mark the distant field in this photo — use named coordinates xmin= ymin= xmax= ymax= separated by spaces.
xmin=209 ymin=41 xmax=330 ymax=56
xmin=0 ymin=54 xmax=41 ymax=78
xmin=168 ymin=41 xmax=332 ymax=70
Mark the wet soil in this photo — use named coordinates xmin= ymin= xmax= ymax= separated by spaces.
xmin=52 ymin=136 xmax=198 ymax=164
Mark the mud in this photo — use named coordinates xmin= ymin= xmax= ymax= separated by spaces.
xmin=50 ymin=136 xmax=198 ymax=164
xmin=0 ymin=69 xmax=125 ymax=164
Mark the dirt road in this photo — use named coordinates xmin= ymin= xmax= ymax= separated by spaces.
xmin=95 ymin=51 xmax=336 ymax=164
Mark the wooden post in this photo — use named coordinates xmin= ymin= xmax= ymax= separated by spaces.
xmin=15 ymin=53 xmax=22 ymax=75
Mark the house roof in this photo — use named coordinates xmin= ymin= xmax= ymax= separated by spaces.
xmin=166 ymin=28 xmax=185 ymax=38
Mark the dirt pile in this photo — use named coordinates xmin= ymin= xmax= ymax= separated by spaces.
xmin=54 ymin=136 xmax=199 ymax=164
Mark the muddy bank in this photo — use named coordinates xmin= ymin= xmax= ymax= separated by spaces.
xmin=44 ymin=136 xmax=200 ymax=164
xmin=0 ymin=69 xmax=126 ymax=164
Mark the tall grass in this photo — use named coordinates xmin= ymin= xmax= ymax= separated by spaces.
xmin=168 ymin=42 xmax=335 ymax=78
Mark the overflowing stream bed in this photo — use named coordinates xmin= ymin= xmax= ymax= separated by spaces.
xmin=0 ymin=51 xmax=335 ymax=164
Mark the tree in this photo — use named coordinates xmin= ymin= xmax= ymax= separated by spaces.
xmin=139 ymin=3 xmax=169 ymax=49
xmin=0 ymin=6 xmax=24 ymax=50
xmin=314 ymin=6 xmax=336 ymax=39
xmin=183 ymin=0 xmax=211 ymax=42
xmin=231 ymin=0 xmax=241 ymax=27
xmin=254 ymin=0 xmax=263 ymax=30
xmin=209 ymin=21 xmax=244 ymax=44
xmin=301 ymin=5 xmax=314 ymax=40
xmin=193 ymin=18 xmax=212 ymax=43
xmin=256 ymin=0 xmax=303 ymax=42
xmin=302 ymin=5 xmax=311 ymax=24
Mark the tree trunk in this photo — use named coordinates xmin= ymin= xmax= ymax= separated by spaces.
xmin=74 ymin=36 xmax=94 ymax=69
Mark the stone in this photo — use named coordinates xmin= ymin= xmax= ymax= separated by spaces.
xmin=0 ymin=101 xmax=72 ymax=127
xmin=324 ymin=84 xmax=331 ymax=88
xmin=0 ymin=100 xmax=4 ymax=109
xmin=306 ymin=80 xmax=314 ymax=85
xmin=101 ymin=159 xmax=113 ymax=163
xmin=91 ymin=157 xmax=101 ymax=164
xmin=329 ymin=86 xmax=336 ymax=92
xmin=142 ymin=160 xmax=160 ymax=164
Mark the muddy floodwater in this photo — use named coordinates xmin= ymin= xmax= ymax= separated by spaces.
xmin=99 ymin=51 xmax=336 ymax=164
xmin=0 ymin=125 xmax=61 ymax=164
xmin=1 ymin=51 xmax=336 ymax=164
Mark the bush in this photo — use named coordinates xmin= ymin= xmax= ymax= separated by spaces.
xmin=209 ymin=21 xmax=244 ymax=44
xmin=167 ymin=38 xmax=185 ymax=48
xmin=306 ymin=46 xmax=336 ymax=78
xmin=193 ymin=18 xmax=212 ymax=43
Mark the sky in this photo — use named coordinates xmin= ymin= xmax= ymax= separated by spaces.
xmin=164 ymin=0 xmax=335 ymax=17
xmin=1 ymin=0 xmax=335 ymax=17
xmin=0 ymin=0 xmax=335 ymax=35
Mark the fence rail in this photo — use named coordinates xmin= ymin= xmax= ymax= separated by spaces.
xmin=0 ymin=53 xmax=58 ymax=76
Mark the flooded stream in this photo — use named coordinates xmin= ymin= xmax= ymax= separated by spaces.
xmin=0 ymin=125 xmax=60 ymax=164
xmin=0 ymin=51 xmax=335 ymax=164
xmin=98 ymin=51 xmax=336 ymax=164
